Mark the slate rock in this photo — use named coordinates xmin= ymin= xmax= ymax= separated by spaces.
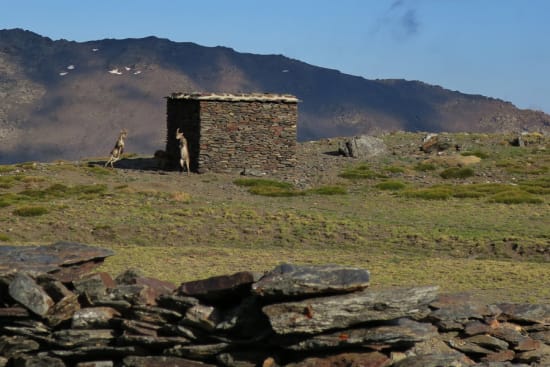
xmin=0 ymin=335 xmax=40 ymax=358
xmin=46 ymin=293 xmax=81 ymax=326
xmin=285 ymin=351 xmax=391 ymax=367
xmin=463 ymin=334 xmax=510 ymax=352
xmin=73 ymin=272 xmax=116 ymax=301
xmin=182 ymin=304 xmax=222 ymax=332
xmin=157 ymin=294 xmax=200 ymax=313
xmin=116 ymin=269 xmax=176 ymax=305
xmin=50 ymin=345 xmax=146 ymax=360
xmin=429 ymin=293 xmax=499 ymax=328
xmin=178 ymin=271 xmax=257 ymax=303
xmin=123 ymin=355 xmax=217 ymax=367
xmin=121 ymin=319 xmax=161 ymax=336
xmin=0 ymin=306 xmax=30 ymax=318
xmin=109 ymin=284 xmax=159 ymax=306
xmin=262 ymin=285 xmax=438 ymax=335
xmin=252 ymin=263 xmax=370 ymax=300
xmin=71 ymin=307 xmax=121 ymax=329
xmin=118 ymin=334 xmax=191 ymax=349
xmin=393 ymin=352 xmax=475 ymax=367
xmin=481 ymin=349 xmax=515 ymax=363
xmin=75 ymin=362 xmax=114 ymax=367
xmin=164 ymin=342 xmax=229 ymax=360
xmin=52 ymin=329 xmax=115 ymax=348
xmin=496 ymin=303 xmax=550 ymax=324
xmin=130 ymin=305 xmax=182 ymax=325
xmin=0 ymin=242 xmax=114 ymax=282
xmin=8 ymin=272 xmax=54 ymax=317
xmin=12 ymin=355 xmax=66 ymax=367
xmin=285 ymin=318 xmax=438 ymax=351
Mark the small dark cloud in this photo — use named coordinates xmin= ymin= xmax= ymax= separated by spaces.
xmin=370 ymin=0 xmax=421 ymax=41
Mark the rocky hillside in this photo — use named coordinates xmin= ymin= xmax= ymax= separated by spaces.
xmin=1 ymin=28 xmax=549 ymax=163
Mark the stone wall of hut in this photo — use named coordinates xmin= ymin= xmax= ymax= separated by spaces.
xmin=166 ymin=94 xmax=298 ymax=173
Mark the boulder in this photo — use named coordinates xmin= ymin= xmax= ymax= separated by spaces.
xmin=338 ymin=135 xmax=386 ymax=158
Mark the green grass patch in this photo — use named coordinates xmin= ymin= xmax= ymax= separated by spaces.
xmin=383 ymin=165 xmax=405 ymax=174
xmin=401 ymin=186 xmax=453 ymax=200
xmin=307 ymin=185 xmax=348 ymax=195
xmin=86 ymin=166 xmax=114 ymax=176
xmin=234 ymin=178 xmax=302 ymax=197
xmin=0 ymin=233 xmax=10 ymax=242
xmin=234 ymin=178 xmax=293 ymax=189
xmin=487 ymin=190 xmax=544 ymax=204
xmin=414 ymin=162 xmax=437 ymax=171
xmin=339 ymin=164 xmax=383 ymax=180
xmin=13 ymin=206 xmax=49 ymax=217
xmin=519 ymin=177 xmax=550 ymax=195
xmin=376 ymin=180 xmax=407 ymax=191
xmin=440 ymin=167 xmax=475 ymax=179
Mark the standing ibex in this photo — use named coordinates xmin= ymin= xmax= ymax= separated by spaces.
xmin=175 ymin=128 xmax=190 ymax=175
xmin=105 ymin=129 xmax=128 ymax=168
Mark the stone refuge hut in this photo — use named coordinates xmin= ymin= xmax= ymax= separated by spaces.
xmin=165 ymin=92 xmax=299 ymax=173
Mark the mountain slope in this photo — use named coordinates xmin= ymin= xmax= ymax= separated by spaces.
xmin=1 ymin=28 xmax=548 ymax=163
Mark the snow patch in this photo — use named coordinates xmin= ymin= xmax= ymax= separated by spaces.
xmin=108 ymin=68 xmax=123 ymax=75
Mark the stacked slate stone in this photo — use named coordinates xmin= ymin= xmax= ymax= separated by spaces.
xmin=0 ymin=244 xmax=549 ymax=366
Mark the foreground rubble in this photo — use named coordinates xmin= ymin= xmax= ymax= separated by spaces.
xmin=0 ymin=242 xmax=549 ymax=366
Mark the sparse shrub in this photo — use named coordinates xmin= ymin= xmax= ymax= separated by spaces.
xmin=0 ymin=165 xmax=17 ymax=173
xmin=13 ymin=206 xmax=49 ymax=217
xmin=0 ymin=233 xmax=10 ymax=242
xmin=440 ymin=167 xmax=475 ymax=179
xmin=487 ymin=190 xmax=543 ymax=204
xmin=414 ymin=162 xmax=437 ymax=171
xmin=0 ymin=176 xmax=17 ymax=189
xmin=16 ymin=162 xmax=37 ymax=170
xmin=376 ymin=180 xmax=407 ymax=191
xmin=339 ymin=164 xmax=382 ymax=179
xmin=307 ymin=185 xmax=347 ymax=195
xmin=461 ymin=150 xmax=489 ymax=159
xmin=171 ymin=191 xmax=192 ymax=202
xmin=401 ymin=187 xmax=453 ymax=200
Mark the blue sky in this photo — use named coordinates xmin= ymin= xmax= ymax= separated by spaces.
xmin=2 ymin=0 xmax=549 ymax=113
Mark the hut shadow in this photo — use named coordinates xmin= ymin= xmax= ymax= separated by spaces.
xmin=87 ymin=157 xmax=180 ymax=172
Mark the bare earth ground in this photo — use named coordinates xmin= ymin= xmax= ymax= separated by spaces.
xmin=1 ymin=132 xmax=549 ymax=304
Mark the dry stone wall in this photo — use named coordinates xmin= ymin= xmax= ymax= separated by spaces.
xmin=1 ymin=242 xmax=549 ymax=367
xmin=166 ymin=93 xmax=298 ymax=174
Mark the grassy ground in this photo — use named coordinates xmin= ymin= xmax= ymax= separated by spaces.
xmin=0 ymin=132 xmax=548 ymax=303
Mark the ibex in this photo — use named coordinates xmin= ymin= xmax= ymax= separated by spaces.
xmin=175 ymin=128 xmax=190 ymax=175
xmin=105 ymin=129 xmax=128 ymax=168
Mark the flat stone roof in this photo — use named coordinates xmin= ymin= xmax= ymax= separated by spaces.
xmin=167 ymin=92 xmax=299 ymax=103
